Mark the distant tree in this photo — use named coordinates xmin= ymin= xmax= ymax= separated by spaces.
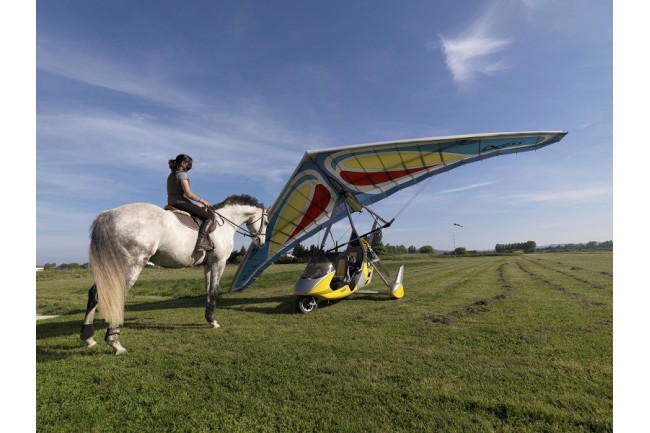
xmin=453 ymin=247 xmax=467 ymax=255
xmin=308 ymin=244 xmax=320 ymax=257
xmin=227 ymin=249 xmax=241 ymax=264
xmin=586 ymin=241 xmax=599 ymax=249
xmin=497 ymin=241 xmax=536 ymax=253
xmin=419 ymin=245 xmax=434 ymax=254
xmin=227 ymin=245 xmax=249 ymax=264
xmin=370 ymin=230 xmax=385 ymax=255
xmin=293 ymin=242 xmax=308 ymax=258
xmin=407 ymin=245 xmax=417 ymax=254
xmin=43 ymin=263 xmax=56 ymax=269
xmin=523 ymin=241 xmax=536 ymax=252
xmin=384 ymin=244 xmax=407 ymax=255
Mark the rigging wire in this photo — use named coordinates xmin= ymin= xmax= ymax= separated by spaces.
xmin=391 ymin=173 xmax=436 ymax=221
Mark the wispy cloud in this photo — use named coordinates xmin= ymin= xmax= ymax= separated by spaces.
xmin=37 ymin=109 xmax=307 ymax=199
xmin=36 ymin=36 xmax=331 ymax=200
xmin=439 ymin=181 xmax=497 ymax=194
xmin=37 ymin=37 xmax=199 ymax=108
xmin=508 ymin=185 xmax=612 ymax=204
xmin=438 ymin=2 xmax=514 ymax=86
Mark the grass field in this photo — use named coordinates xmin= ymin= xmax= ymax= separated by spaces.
xmin=36 ymin=252 xmax=613 ymax=432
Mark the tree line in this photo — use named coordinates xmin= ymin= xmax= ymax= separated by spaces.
xmin=40 ymin=245 xmax=250 ymax=270
xmin=495 ymin=240 xmax=613 ymax=253
xmin=495 ymin=241 xmax=537 ymax=253
xmin=38 ymin=238 xmax=614 ymax=269
xmin=536 ymin=240 xmax=612 ymax=252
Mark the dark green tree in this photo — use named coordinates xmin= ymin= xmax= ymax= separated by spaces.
xmin=292 ymin=242 xmax=308 ymax=258
xmin=523 ymin=241 xmax=536 ymax=252
xmin=370 ymin=229 xmax=385 ymax=255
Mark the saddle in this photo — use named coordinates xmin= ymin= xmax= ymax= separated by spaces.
xmin=164 ymin=205 xmax=217 ymax=233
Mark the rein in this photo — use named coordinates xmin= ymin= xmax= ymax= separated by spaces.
xmin=210 ymin=206 xmax=267 ymax=239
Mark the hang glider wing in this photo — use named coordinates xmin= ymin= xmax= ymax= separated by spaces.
xmin=230 ymin=130 xmax=567 ymax=292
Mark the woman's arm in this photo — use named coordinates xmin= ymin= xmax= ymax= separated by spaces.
xmin=180 ymin=179 xmax=210 ymax=207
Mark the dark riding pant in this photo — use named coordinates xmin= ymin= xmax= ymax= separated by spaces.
xmin=171 ymin=202 xmax=212 ymax=221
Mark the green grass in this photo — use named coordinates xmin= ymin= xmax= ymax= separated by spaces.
xmin=36 ymin=252 xmax=613 ymax=432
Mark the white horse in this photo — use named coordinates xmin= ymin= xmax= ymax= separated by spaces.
xmin=80 ymin=194 xmax=268 ymax=355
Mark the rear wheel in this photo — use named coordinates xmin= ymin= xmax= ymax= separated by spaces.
xmin=296 ymin=296 xmax=318 ymax=314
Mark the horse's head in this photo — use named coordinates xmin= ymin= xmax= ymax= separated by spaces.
xmin=214 ymin=195 xmax=268 ymax=248
xmin=246 ymin=207 xmax=269 ymax=248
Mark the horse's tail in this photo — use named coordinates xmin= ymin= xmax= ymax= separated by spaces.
xmin=89 ymin=212 xmax=127 ymax=326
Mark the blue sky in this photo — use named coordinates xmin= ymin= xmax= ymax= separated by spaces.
xmin=35 ymin=0 xmax=612 ymax=264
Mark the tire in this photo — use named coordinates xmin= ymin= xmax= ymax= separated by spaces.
xmin=296 ymin=296 xmax=318 ymax=314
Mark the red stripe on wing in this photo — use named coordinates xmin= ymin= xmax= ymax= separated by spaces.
xmin=340 ymin=166 xmax=431 ymax=186
xmin=288 ymin=184 xmax=331 ymax=240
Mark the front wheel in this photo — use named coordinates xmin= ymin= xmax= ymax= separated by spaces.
xmin=296 ymin=296 xmax=318 ymax=314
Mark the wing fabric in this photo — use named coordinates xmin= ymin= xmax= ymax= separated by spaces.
xmin=230 ymin=131 xmax=567 ymax=291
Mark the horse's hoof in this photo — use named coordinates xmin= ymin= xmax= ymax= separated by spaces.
xmin=85 ymin=337 xmax=97 ymax=347
xmin=208 ymin=321 xmax=220 ymax=329
xmin=109 ymin=341 xmax=127 ymax=355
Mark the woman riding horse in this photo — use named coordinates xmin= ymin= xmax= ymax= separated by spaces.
xmin=167 ymin=154 xmax=215 ymax=252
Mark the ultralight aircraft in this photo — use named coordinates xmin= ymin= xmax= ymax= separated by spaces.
xmin=230 ymin=131 xmax=567 ymax=312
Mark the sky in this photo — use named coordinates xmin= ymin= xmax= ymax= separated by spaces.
xmin=34 ymin=0 xmax=612 ymax=265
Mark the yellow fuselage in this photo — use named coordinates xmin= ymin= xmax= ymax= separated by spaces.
xmin=294 ymin=261 xmax=373 ymax=301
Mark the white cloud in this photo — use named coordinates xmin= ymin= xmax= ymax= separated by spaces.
xmin=440 ymin=36 xmax=511 ymax=85
xmin=438 ymin=2 xmax=515 ymax=86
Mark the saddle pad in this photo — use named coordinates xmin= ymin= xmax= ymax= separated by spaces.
xmin=164 ymin=206 xmax=202 ymax=231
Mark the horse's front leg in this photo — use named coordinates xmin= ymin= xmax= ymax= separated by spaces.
xmin=204 ymin=259 xmax=226 ymax=329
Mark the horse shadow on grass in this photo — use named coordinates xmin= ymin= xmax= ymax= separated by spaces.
xmin=36 ymin=295 xmax=295 ymax=356
xmin=123 ymin=293 xmax=297 ymax=315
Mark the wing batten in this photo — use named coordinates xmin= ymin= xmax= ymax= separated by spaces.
xmin=230 ymin=131 xmax=567 ymax=292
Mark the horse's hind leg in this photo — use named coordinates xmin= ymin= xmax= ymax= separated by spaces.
xmin=105 ymin=327 xmax=126 ymax=355
xmin=80 ymin=284 xmax=99 ymax=347
xmin=104 ymin=260 xmax=147 ymax=355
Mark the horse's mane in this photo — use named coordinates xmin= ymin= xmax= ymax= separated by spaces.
xmin=213 ymin=194 xmax=265 ymax=210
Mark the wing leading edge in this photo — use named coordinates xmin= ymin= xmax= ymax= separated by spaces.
xmin=230 ymin=130 xmax=567 ymax=292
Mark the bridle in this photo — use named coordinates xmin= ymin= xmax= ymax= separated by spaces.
xmin=210 ymin=207 xmax=268 ymax=245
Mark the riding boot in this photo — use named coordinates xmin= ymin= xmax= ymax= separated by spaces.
xmin=195 ymin=218 xmax=215 ymax=252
